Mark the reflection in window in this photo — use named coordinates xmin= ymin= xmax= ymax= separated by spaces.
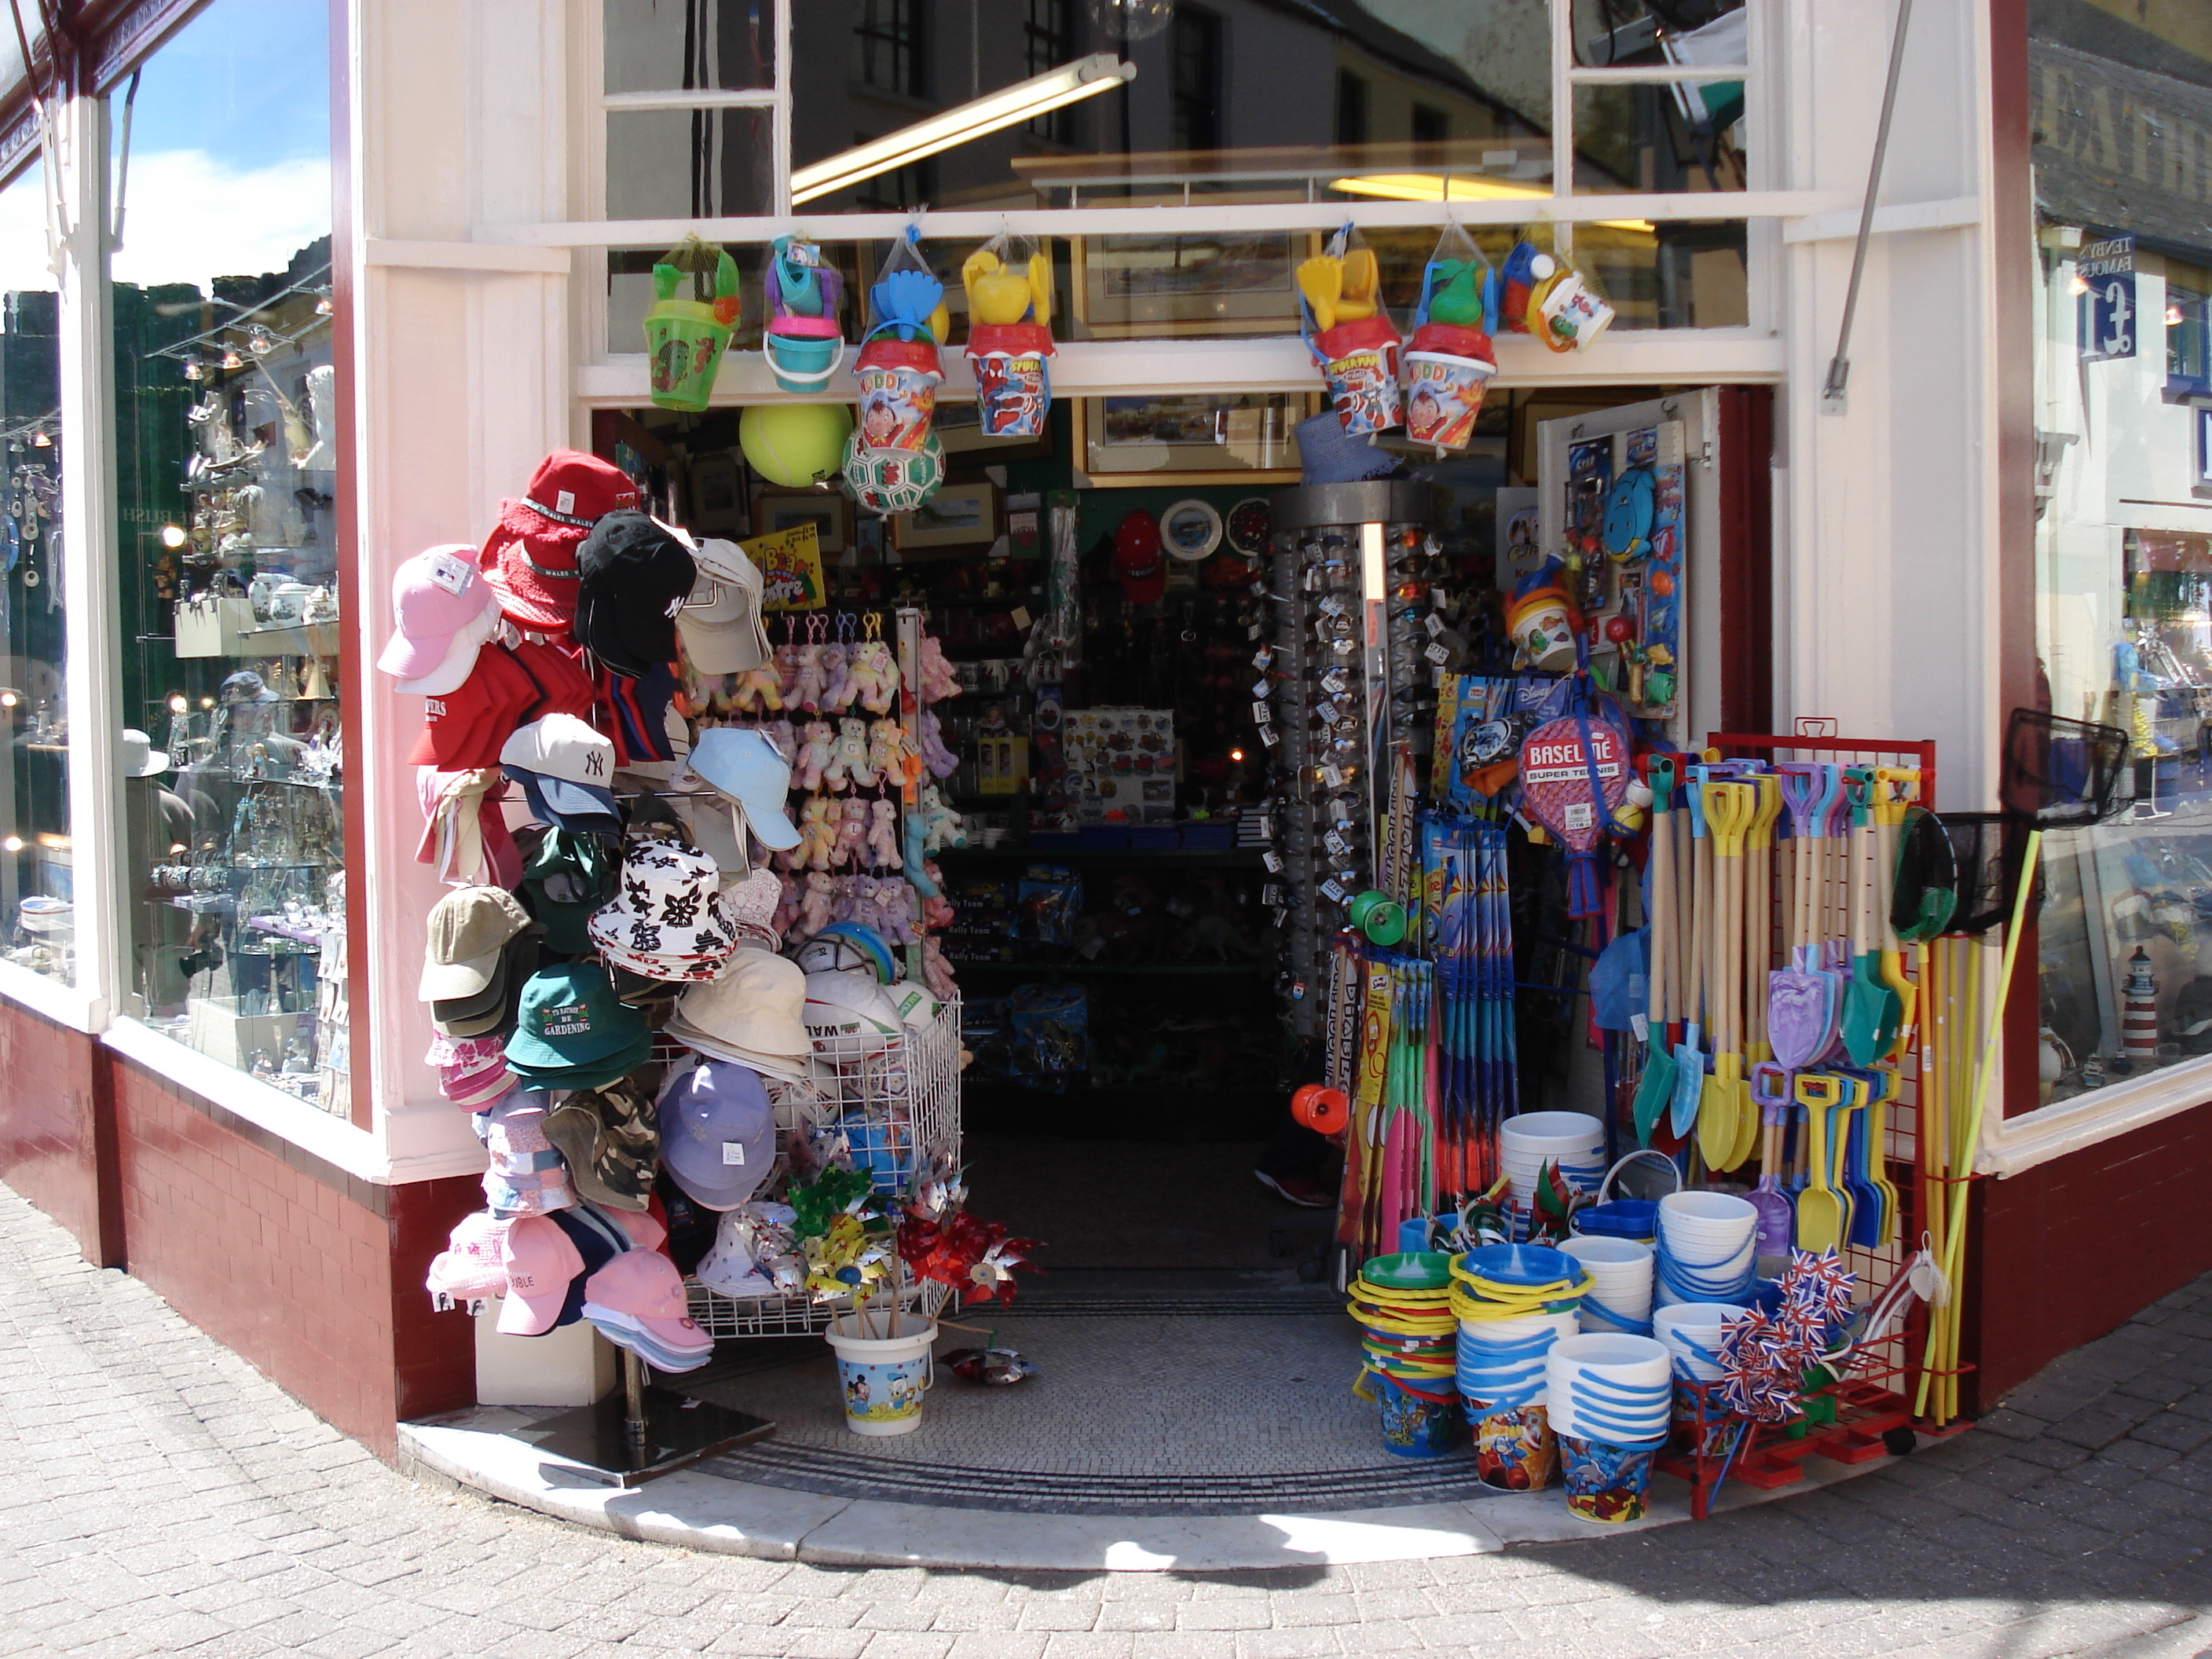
xmin=108 ymin=0 xmax=349 ymax=1111
xmin=0 ymin=164 xmax=71 ymax=983
xmin=603 ymin=0 xmax=775 ymax=93
xmin=1335 ymin=69 xmax=1369 ymax=146
xmin=1026 ymin=0 xmax=1079 ymax=145
xmin=855 ymin=0 xmax=926 ymax=98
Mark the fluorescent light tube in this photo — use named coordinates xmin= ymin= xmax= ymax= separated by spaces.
xmin=790 ymin=54 xmax=1137 ymax=206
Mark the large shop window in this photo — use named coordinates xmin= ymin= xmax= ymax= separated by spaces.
xmin=600 ymin=1 xmax=1752 ymax=351
xmin=108 ymin=0 xmax=347 ymax=1108
xmin=2027 ymin=18 xmax=2212 ymax=1108
xmin=0 ymin=163 xmax=71 ymax=984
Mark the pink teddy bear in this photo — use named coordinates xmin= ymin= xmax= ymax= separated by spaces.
xmin=866 ymin=799 xmax=901 ymax=871
xmin=795 ymin=720 xmax=834 ymax=791
xmin=921 ymin=936 xmax=957 ymax=1002
xmin=920 ymin=861 xmax=954 ymax=929
xmin=831 ymin=802 xmax=869 ymax=870
xmin=789 ymin=644 xmax=828 ymax=714
xmin=916 ymin=635 xmax=961 ymax=703
xmin=798 ymin=871 xmax=837 ymax=939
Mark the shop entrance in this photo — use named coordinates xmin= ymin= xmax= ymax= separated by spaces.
xmin=599 ymin=381 xmax=1765 ymax=1300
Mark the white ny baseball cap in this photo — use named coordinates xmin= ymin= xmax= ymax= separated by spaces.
xmin=500 ymin=713 xmax=619 ymax=826
xmin=677 ymin=538 xmax=772 ymax=675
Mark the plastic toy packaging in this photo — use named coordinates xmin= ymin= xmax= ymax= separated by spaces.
xmin=845 ymin=227 xmax=949 ymax=516
xmin=764 ymin=234 xmax=845 ymax=394
xmin=1403 ymin=222 xmax=1499 ymax=454
xmin=1009 ymin=983 xmax=1087 ymax=1086
xmin=1016 ymin=864 xmax=1082 ymax=947
xmin=1498 ymin=226 xmax=1615 ymax=354
xmin=961 ymin=233 xmax=1057 ymax=439
xmin=1298 ymin=223 xmax=1403 ymax=436
xmin=643 ymin=235 xmax=740 ymax=411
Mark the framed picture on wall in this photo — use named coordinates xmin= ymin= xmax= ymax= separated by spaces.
xmin=1072 ymin=394 xmax=1317 ymax=487
xmin=754 ymin=489 xmax=849 ymax=554
xmin=688 ymin=451 xmax=747 ymax=533
xmin=892 ymin=482 xmax=1000 ymax=549
xmin=1069 ymin=233 xmax=1317 ymax=339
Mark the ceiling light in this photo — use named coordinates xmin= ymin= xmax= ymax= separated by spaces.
xmin=791 ymin=55 xmax=1137 ymax=206
xmin=1329 ymin=173 xmax=1654 ymax=233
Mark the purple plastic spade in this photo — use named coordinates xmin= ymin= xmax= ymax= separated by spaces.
xmin=1768 ymin=962 xmax=1840 ymax=1072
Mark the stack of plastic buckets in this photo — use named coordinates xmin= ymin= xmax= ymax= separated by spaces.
xmin=1448 ymin=1243 xmax=1591 ymax=1489
xmin=1499 ymin=1112 xmax=1606 ymax=1240
xmin=1558 ymin=1236 xmax=1656 ymax=1336
xmin=1654 ymin=1301 xmax=1747 ymax=1454
xmin=1654 ymin=1191 xmax=1758 ymax=1309
xmin=1349 ymin=1254 xmax=1460 ymax=1457
xmin=1544 ymin=1334 xmax=1672 ymax=1522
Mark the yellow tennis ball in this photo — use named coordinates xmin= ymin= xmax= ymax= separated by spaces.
xmin=741 ymin=402 xmax=853 ymax=487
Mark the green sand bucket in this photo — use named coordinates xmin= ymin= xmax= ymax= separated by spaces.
xmin=644 ymin=241 xmax=740 ymax=412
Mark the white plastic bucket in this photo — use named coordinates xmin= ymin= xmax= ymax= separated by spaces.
xmin=1558 ymin=1236 xmax=1655 ymax=1335
xmin=1652 ymin=1302 xmax=1745 ymax=1382
xmin=1501 ymin=1111 xmax=1604 ymax=1155
xmin=824 ymin=1314 xmax=936 ymax=1437
xmin=1544 ymin=1333 xmax=1671 ymax=1445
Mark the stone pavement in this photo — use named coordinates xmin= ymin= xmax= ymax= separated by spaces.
xmin=2 ymin=1177 xmax=2210 ymax=1659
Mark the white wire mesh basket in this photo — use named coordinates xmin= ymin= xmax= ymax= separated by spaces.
xmin=687 ymin=995 xmax=963 ymax=1340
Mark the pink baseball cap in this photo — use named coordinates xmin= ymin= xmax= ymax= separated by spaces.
xmin=426 ymin=1211 xmax=511 ymax=1308
xmin=580 ymin=1248 xmax=710 ymax=1352
xmin=497 ymin=1212 xmax=586 ymax=1335
xmin=380 ymin=544 xmax=503 ymax=689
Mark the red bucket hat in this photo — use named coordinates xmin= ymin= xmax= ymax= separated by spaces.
xmin=1113 ymin=511 xmax=1165 ymax=606
xmin=481 ymin=451 xmax=639 ymax=631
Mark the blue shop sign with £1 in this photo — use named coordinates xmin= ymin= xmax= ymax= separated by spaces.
xmin=2080 ymin=235 xmax=2137 ymax=361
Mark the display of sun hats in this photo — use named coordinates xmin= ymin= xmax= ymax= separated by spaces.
xmin=500 ymin=713 xmax=621 ymax=832
xmin=406 ymin=644 xmax=539 ymax=770
xmin=789 ymin=921 xmax=895 ymax=983
xmin=1654 ymin=1190 xmax=1758 ymax=1309
xmin=475 ymin=1090 xmax=577 ymax=1217
xmin=543 ymin=1201 xmax=635 ymax=1328
xmin=580 ymin=1247 xmax=714 ymax=1372
xmin=587 ymin=837 xmax=741 ymax=982
xmin=572 ymin=511 xmax=698 ymax=679
xmin=516 ymin=826 xmax=617 ymax=954
xmin=606 ymin=965 xmax=683 ymax=1032
xmin=664 ymin=946 xmax=811 ymax=1079
xmin=379 ymin=543 xmax=502 ymax=695
xmin=495 ymin=1211 xmax=589 ymax=1335
xmin=425 ymin=1210 xmax=511 ymax=1311
xmin=802 ymin=968 xmax=906 ymax=1064
xmin=480 ymin=450 xmax=640 ymax=631
xmin=504 ymin=961 xmax=654 ymax=1088
xmin=656 ymin=1057 xmax=775 ymax=1211
xmin=507 ymin=635 xmax=599 ymax=721
xmin=419 ymin=884 xmax=534 ymax=1003
xmin=428 ymin=1031 xmax=515 ymax=1108
xmin=1112 ymin=511 xmax=1165 ymax=606
xmin=543 ymin=1078 xmax=660 ymax=1212
xmin=676 ymin=536 xmax=771 ymax=674
xmin=1557 ymin=1235 xmax=1656 ymax=1336
xmin=684 ymin=726 xmax=800 ymax=851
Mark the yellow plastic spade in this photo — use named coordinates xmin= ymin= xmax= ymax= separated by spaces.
xmin=1027 ymin=248 xmax=1055 ymax=327
xmin=1793 ymin=1073 xmax=1847 ymax=1251
xmin=1336 ymin=245 xmax=1380 ymax=322
xmin=1296 ymin=254 xmax=1343 ymax=333
xmin=962 ymin=250 xmax=1035 ymax=326
xmin=1697 ymin=782 xmax=1754 ymax=1170
xmin=1873 ymin=767 xmax=1920 ymax=1057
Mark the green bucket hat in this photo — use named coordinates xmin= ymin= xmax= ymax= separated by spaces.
xmin=518 ymin=829 xmax=617 ymax=954
xmin=504 ymin=962 xmax=652 ymax=1081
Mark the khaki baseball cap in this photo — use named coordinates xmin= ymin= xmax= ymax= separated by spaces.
xmin=419 ymin=886 xmax=535 ymax=1002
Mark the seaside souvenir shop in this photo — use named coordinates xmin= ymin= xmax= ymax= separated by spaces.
xmin=0 ymin=0 xmax=2208 ymax=1479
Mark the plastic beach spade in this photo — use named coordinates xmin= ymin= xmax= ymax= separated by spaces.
xmin=1631 ymin=758 xmax=1679 ymax=1144
xmin=1840 ymin=772 xmax=1904 ymax=1065
xmin=1793 ymin=1073 xmax=1848 ymax=1252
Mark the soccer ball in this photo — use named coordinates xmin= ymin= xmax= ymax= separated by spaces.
xmin=843 ymin=429 xmax=944 ymax=517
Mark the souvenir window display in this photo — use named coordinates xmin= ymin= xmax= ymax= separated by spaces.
xmin=0 ymin=162 xmax=71 ymax=983
xmin=111 ymin=0 xmax=347 ymax=1105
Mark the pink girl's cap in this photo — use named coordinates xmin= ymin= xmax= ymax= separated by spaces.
xmin=426 ymin=1211 xmax=511 ymax=1306
xmin=582 ymin=1248 xmax=702 ymax=1340
xmin=610 ymin=1207 xmax=668 ymax=1251
xmin=379 ymin=544 xmax=502 ymax=683
xmin=496 ymin=1213 xmax=585 ymax=1335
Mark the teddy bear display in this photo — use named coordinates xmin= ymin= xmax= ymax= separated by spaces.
xmin=849 ymin=640 xmax=899 ymax=713
xmin=867 ymin=798 xmax=900 ymax=870
xmin=728 ymin=661 xmax=786 ymax=714
xmin=788 ymin=643 xmax=828 ymax=713
xmin=867 ymin=718 xmax=905 ymax=786
xmin=819 ymin=642 xmax=857 ymax=713
xmin=832 ymin=717 xmax=875 ymax=790
xmin=915 ymin=784 xmax=967 ymax=853
xmin=830 ymin=800 xmax=869 ymax=869
xmin=795 ymin=720 xmax=835 ymax=790
xmin=917 ymin=706 xmax=960 ymax=780
xmin=917 ymin=634 xmax=961 ymax=703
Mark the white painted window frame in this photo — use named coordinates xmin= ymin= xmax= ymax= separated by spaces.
xmin=551 ymin=0 xmax=1815 ymax=406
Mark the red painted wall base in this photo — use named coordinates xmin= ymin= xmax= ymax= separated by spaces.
xmin=0 ymin=998 xmax=478 ymax=1459
xmin=1965 ymin=1099 xmax=2212 ymax=1413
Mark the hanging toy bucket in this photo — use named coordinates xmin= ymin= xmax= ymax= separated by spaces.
xmin=1536 ymin=268 xmax=1616 ymax=353
xmin=1402 ymin=323 xmax=1497 ymax=452
xmin=643 ymin=240 xmax=740 ymax=412
xmin=965 ymin=323 xmax=1057 ymax=439
xmin=764 ymin=325 xmax=845 ymax=394
xmin=1374 ymin=1372 xmax=1462 ymax=1459
xmin=854 ymin=335 xmax=944 ymax=454
xmin=1309 ymin=313 xmax=1404 ymax=437
xmin=824 ymin=1313 xmax=937 ymax=1437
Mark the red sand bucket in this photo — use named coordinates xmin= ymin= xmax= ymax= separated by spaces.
xmin=854 ymin=335 xmax=943 ymax=452
xmin=966 ymin=323 xmax=1055 ymax=438
xmin=1309 ymin=314 xmax=1403 ymax=436
xmin=1402 ymin=322 xmax=1497 ymax=452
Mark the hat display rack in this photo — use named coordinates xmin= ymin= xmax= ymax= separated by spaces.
xmin=131 ymin=260 xmax=346 ymax=1107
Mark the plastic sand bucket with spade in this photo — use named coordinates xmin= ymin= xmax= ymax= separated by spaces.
xmin=1298 ymin=225 xmax=1403 ymax=435
xmin=961 ymin=236 xmax=1057 ymax=438
xmin=1401 ymin=223 xmax=1499 ymax=452
xmin=643 ymin=238 xmax=741 ymax=412
xmin=764 ymin=234 xmax=846 ymax=394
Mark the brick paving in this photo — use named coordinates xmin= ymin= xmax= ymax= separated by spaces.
xmin=2 ymin=1177 xmax=2209 ymax=1659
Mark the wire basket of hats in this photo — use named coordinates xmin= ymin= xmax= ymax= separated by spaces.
xmin=688 ymin=975 xmax=964 ymax=1340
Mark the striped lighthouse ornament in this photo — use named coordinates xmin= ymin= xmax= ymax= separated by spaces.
xmin=2122 ymin=947 xmax=2161 ymax=1067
